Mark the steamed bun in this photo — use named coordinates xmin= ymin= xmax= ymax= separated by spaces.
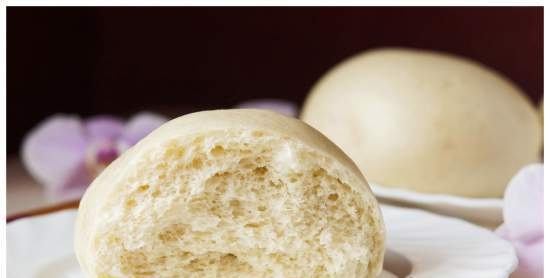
xmin=75 ymin=109 xmax=385 ymax=278
xmin=301 ymin=48 xmax=542 ymax=198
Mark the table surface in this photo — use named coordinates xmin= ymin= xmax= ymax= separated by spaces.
xmin=7 ymin=156 xmax=57 ymax=216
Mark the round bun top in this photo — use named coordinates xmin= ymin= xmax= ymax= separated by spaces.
xmin=302 ymin=48 xmax=542 ymax=198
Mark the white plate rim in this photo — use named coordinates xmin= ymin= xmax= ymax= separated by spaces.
xmin=380 ymin=204 xmax=517 ymax=278
xmin=371 ymin=183 xmax=504 ymax=227
xmin=372 ymin=184 xmax=504 ymax=207
xmin=7 ymin=206 xmax=517 ymax=278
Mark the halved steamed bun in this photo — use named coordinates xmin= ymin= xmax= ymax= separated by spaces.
xmin=75 ymin=109 xmax=385 ymax=278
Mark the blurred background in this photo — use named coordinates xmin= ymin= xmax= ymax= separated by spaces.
xmin=7 ymin=7 xmax=543 ymax=215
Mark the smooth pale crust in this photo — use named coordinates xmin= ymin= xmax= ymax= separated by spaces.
xmin=75 ymin=109 xmax=385 ymax=277
xmin=301 ymin=48 xmax=542 ymax=198
xmin=541 ymin=98 xmax=544 ymax=143
xmin=540 ymin=97 xmax=544 ymax=126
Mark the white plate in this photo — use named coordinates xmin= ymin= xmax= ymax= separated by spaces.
xmin=372 ymin=184 xmax=504 ymax=228
xmin=7 ymin=205 xmax=516 ymax=278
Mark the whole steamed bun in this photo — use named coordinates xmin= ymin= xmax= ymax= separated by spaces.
xmin=301 ymin=48 xmax=542 ymax=198
xmin=75 ymin=109 xmax=385 ymax=278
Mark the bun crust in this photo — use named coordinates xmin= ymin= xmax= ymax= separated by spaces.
xmin=75 ymin=109 xmax=384 ymax=278
xmin=302 ymin=48 xmax=542 ymax=198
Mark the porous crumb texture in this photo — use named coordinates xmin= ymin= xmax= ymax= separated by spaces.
xmin=91 ymin=130 xmax=381 ymax=278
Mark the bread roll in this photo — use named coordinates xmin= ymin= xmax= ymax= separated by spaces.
xmin=540 ymin=97 xmax=544 ymax=148
xmin=75 ymin=109 xmax=385 ymax=278
xmin=302 ymin=48 xmax=542 ymax=198
xmin=540 ymin=97 xmax=544 ymax=125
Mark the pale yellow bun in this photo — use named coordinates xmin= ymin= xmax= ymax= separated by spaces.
xmin=540 ymin=97 xmax=544 ymax=125
xmin=301 ymin=48 xmax=542 ymax=198
xmin=75 ymin=109 xmax=384 ymax=278
xmin=540 ymin=97 xmax=544 ymax=153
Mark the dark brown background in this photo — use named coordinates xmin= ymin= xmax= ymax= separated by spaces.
xmin=7 ymin=7 xmax=543 ymax=154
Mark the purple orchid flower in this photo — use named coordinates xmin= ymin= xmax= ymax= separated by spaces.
xmin=496 ymin=164 xmax=544 ymax=278
xmin=22 ymin=112 xmax=167 ymax=200
xmin=235 ymin=99 xmax=299 ymax=117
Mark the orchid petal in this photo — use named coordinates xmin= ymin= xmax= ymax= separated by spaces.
xmin=21 ymin=115 xmax=87 ymax=192
xmin=235 ymin=99 xmax=299 ymax=117
xmin=501 ymin=164 xmax=544 ymax=241
xmin=120 ymin=112 xmax=168 ymax=145
xmin=85 ymin=115 xmax=125 ymax=140
xmin=510 ymin=238 xmax=544 ymax=278
xmin=51 ymin=161 xmax=92 ymax=200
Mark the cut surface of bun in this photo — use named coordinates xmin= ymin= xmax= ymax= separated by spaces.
xmin=75 ymin=109 xmax=385 ymax=278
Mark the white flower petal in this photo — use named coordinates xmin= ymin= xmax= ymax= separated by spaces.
xmin=235 ymin=99 xmax=299 ymax=117
xmin=21 ymin=115 xmax=88 ymax=191
xmin=502 ymin=164 xmax=544 ymax=241
xmin=121 ymin=112 xmax=168 ymax=145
